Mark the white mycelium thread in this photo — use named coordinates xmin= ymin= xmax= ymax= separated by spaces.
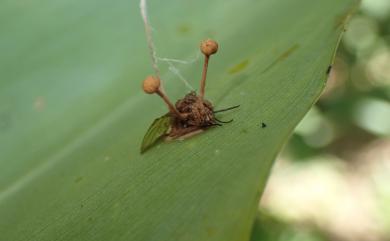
xmin=140 ymin=0 xmax=160 ymax=79
xmin=140 ymin=0 xmax=196 ymax=90
xmin=158 ymin=54 xmax=200 ymax=91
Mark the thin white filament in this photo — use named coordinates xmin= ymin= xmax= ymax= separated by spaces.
xmin=157 ymin=53 xmax=200 ymax=64
xmin=140 ymin=0 xmax=196 ymax=91
xmin=158 ymin=53 xmax=199 ymax=91
xmin=140 ymin=0 xmax=160 ymax=80
xmin=167 ymin=62 xmax=195 ymax=91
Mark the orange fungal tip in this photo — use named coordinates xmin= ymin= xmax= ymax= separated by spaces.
xmin=200 ymin=39 xmax=219 ymax=56
xmin=142 ymin=75 xmax=160 ymax=94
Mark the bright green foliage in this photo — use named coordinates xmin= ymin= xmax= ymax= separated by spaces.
xmin=0 ymin=0 xmax=357 ymax=240
xmin=141 ymin=114 xmax=171 ymax=153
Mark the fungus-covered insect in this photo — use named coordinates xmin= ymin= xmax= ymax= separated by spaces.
xmin=140 ymin=39 xmax=239 ymax=153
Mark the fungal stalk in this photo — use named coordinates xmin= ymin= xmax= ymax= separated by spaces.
xmin=199 ymin=39 xmax=219 ymax=99
xmin=142 ymin=76 xmax=182 ymax=118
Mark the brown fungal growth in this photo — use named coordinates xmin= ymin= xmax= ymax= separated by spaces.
xmin=141 ymin=39 xmax=238 ymax=153
xmin=169 ymin=91 xmax=216 ymax=138
xmin=200 ymin=39 xmax=219 ymax=56
xmin=199 ymin=39 xmax=218 ymax=99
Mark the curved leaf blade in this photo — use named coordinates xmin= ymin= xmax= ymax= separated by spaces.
xmin=0 ymin=0 xmax=358 ymax=241
xmin=141 ymin=114 xmax=171 ymax=153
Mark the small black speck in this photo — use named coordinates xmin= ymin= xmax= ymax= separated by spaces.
xmin=326 ymin=65 xmax=332 ymax=75
xmin=261 ymin=122 xmax=267 ymax=128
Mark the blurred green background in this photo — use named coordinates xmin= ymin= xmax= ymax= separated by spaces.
xmin=257 ymin=0 xmax=390 ymax=240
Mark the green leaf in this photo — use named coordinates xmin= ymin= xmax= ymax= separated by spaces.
xmin=141 ymin=114 xmax=171 ymax=153
xmin=0 ymin=0 xmax=357 ymax=241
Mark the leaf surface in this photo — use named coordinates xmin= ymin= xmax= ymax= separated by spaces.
xmin=0 ymin=0 xmax=357 ymax=240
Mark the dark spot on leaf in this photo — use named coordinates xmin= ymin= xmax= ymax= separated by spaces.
xmin=177 ymin=24 xmax=191 ymax=35
xmin=228 ymin=59 xmax=250 ymax=74
xmin=74 ymin=176 xmax=83 ymax=183
xmin=262 ymin=44 xmax=300 ymax=73
xmin=241 ymin=128 xmax=248 ymax=134
xmin=261 ymin=122 xmax=267 ymax=128
xmin=326 ymin=65 xmax=332 ymax=75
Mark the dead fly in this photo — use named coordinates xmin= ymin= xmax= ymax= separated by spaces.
xmin=140 ymin=39 xmax=239 ymax=153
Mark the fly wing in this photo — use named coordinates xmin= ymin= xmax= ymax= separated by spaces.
xmin=140 ymin=114 xmax=172 ymax=154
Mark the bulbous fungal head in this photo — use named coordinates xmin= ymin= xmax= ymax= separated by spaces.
xmin=142 ymin=75 xmax=160 ymax=94
xmin=200 ymin=39 xmax=218 ymax=56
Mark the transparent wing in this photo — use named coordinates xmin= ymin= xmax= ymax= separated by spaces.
xmin=141 ymin=114 xmax=172 ymax=154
